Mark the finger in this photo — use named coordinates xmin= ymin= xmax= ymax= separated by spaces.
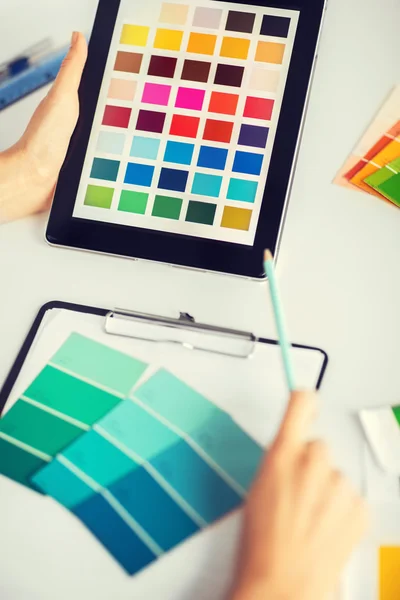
xmin=273 ymin=390 xmax=317 ymax=453
xmin=50 ymin=32 xmax=87 ymax=99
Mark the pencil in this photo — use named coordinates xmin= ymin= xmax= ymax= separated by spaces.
xmin=264 ymin=249 xmax=296 ymax=391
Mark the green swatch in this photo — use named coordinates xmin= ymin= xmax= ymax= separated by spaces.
xmin=118 ymin=190 xmax=148 ymax=214
xmin=32 ymin=459 xmax=94 ymax=508
xmin=364 ymin=157 xmax=400 ymax=207
xmin=0 ymin=437 xmax=47 ymax=489
xmin=392 ymin=406 xmax=400 ymax=427
xmin=84 ymin=185 xmax=114 ymax=209
xmin=25 ymin=365 xmax=121 ymax=425
xmin=0 ymin=401 xmax=82 ymax=456
xmin=51 ymin=333 xmax=148 ymax=395
xmin=152 ymin=195 xmax=182 ymax=220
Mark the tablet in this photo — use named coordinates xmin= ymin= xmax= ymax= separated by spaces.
xmin=46 ymin=0 xmax=326 ymax=278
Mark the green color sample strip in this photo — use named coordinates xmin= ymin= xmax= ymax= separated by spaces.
xmin=51 ymin=333 xmax=148 ymax=395
xmin=0 ymin=401 xmax=82 ymax=456
xmin=152 ymin=195 xmax=182 ymax=220
xmin=118 ymin=190 xmax=148 ymax=214
xmin=392 ymin=406 xmax=400 ymax=427
xmin=84 ymin=185 xmax=114 ymax=209
xmin=0 ymin=436 xmax=47 ymax=490
xmin=25 ymin=365 xmax=121 ymax=425
xmin=364 ymin=157 xmax=400 ymax=207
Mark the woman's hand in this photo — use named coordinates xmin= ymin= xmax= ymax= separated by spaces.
xmin=232 ymin=391 xmax=369 ymax=600
xmin=0 ymin=32 xmax=87 ymax=223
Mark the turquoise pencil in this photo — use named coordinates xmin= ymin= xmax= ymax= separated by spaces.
xmin=264 ymin=249 xmax=296 ymax=391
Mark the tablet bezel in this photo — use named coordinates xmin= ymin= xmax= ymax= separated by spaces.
xmin=46 ymin=0 xmax=326 ymax=279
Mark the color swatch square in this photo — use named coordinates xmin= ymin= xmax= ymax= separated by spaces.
xmin=130 ymin=137 xmax=160 ymax=160
xmin=102 ymin=106 xmax=131 ymax=128
xmin=239 ymin=124 xmax=269 ymax=148
xmin=114 ymin=51 xmax=143 ymax=74
xmin=208 ymin=91 xmax=239 ymax=115
xmin=159 ymin=3 xmax=189 ymax=25
xmin=152 ymin=195 xmax=183 ymax=219
xmin=159 ymin=168 xmax=189 ymax=192
xmin=136 ymin=110 xmax=166 ymax=134
xmin=118 ymin=190 xmax=148 ymax=214
xmin=181 ymin=60 xmax=211 ymax=83
xmin=233 ymin=151 xmax=263 ymax=175
xmin=192 ymin=7 xmax=222 ymax=29
xmin=142 ymin=83 xmax=171 ymax=106
xmin=255 ymin=41 xmax=285 ymax=64
xmin=96 ymin=132 xmax=126 ymax=155
xmin=164 ymin=141 xmax=194 ymax=165
xmin=154 ymin=28 xmax=183 ymax=51
xmin=90 ymin=158 xmax=120 ymax=182
xmin=124 ymin=163 xmax=154 ymax=186
xmin=227 ymin=178 xmax=258 ymax=203
xmin=175 ymin=87 xmax=205 ymax=110
xmin=197 ymin=146 xmax=228 ymax=170
xmin=187 ymin=32 xmax=217 ymax=55
xmin=148 ymin=55 xmax=177 ymax=78
xmin=170 ymin=114 xmax=200 ymax=138
xmin=244 ymin=97 xmax=274 ymax=120
xmin=84 ymin=185 xmax=114 ymax=209
xmin=120 ymin=25 xmax=149 ymax=47
xmin=260 ymin=15 xmax=290 ymax=38
xmin=220 ymin=37 xmax=250 ymax=60
xmin=221 ymin=206 xmax=252 ymax=230
xmin=186 ymin=201 xmax=217 ymax=225
xmin=225 ymin=11 xmax=255 ymax=34
xmin=250 ymin=68 xmax=280 ymax=92
xmin=107 ymin=79 xmax=136 ymax=101
xmin=192 ymin=173 xmax=223 ymax=197
xmin=203 ymin=119 xmax=233 ymax=143
xmin=214 ymin=64 xmax=244 ymax=87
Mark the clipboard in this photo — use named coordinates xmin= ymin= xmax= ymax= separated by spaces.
xmin=0 ymin=300 xmax=328 ymax=413
xmin=0 ymin=300 xmax=328 ymax=598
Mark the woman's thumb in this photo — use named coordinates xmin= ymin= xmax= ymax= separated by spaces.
xmin=50 ymin=32 xmax=87 ymax=100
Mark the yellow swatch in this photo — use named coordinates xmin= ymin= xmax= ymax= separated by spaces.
xmin=187 ymin=33 xmax=217 ymax=55
xmin=220 ymin=37 xmax=250 ymax=60
xmin=351 ymin=139 xmax=400 ymax=193
xmin=221 ymin=207 xmax=252 ymax=231
xmin=380 ymin=547 xmax=400 ymax=600
xmin=256 ymin=41 xmax=285 ymax=64
xmin=120 ymin=25 xmax=149 ymax=47
xmin=154 ymin=28 xmax=183 ymax=51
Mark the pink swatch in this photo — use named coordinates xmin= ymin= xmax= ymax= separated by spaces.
xmin=141 ymin=83 xmax=171 ymax=106
xmin=175 ymin=87 xmax=205 ymax=111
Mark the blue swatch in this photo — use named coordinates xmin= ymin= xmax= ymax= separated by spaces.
xmin=73 ymin=493 xmax=156 ymax=575
xmin=238 ymin=124 xmax=269 ymax=148
xmin=151 ymin=439 xmax=242 ymax=523
xmin=90 ymin=158 xmax=120 ymax=182
xmin=158 ymin=168 xmax=188 ymax=192
xmin=130 ymin=137 xmax=160 ymax=160
xmin=197 ymin=146 xmax=228 ymax=170
xmin=164 ymin=141 xmax=194 ymax=165
xmin=124 ymin=163 xmax=154 ymax=187
xmin=233 ymin=151 xmax=263 ymax=176
xmin=109 ymin=467 xmax=199 ymax=550
xmin=32 ymin=459 xmax=94 ymax=509
xmin=191 ymin=173 xmax=223 ymax=198
xmin=227 ymin=178 xmax=258 ymax=203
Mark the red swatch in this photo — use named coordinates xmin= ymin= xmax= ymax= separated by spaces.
xmin=244 ymin=97 xmax=274 ymax=120
xmin=170 ymin=115 xmax=200 ymax=138
xmin=209 ymin=92 xmax=239 ymax=116
xmin=102 ymin=105 xmax=132 ymax=128
xmin=203 ymin=119 xmax=233 ymax=143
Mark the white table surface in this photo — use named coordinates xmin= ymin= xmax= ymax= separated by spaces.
xmin=0 ymin=0 xmax=399 ymax=597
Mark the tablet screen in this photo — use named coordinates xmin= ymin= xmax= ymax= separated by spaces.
xmin=72 ymin=0 xmax=299 ymax=247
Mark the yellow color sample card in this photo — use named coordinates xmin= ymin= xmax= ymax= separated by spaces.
xmin=380 ymin=547 xmax=400 ymax=600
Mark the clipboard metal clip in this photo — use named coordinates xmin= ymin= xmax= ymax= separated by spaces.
xmin=104 ymin=309 xmax=258 ymax=359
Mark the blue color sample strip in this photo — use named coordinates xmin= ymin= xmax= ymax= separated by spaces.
xmin=164 ymin=141 xmax=194 ymax=165
xmin=31 ymin=367 xmax=263 ymax=576
xmin=227 ymin=179 xmax=258 ymax=203
xmin=192 ymin=173 xmax=223 ymax=197
xmin=158 ymin=167 xmax=189 ymax=192
xmin=233 ymin=151 xmax=263 ymax=176
xmin=197 ymin=146 xmax=228 ymax=170
xmin=130 ymin=136 xmax=160 ymax=160
xmin=124 ymin=163 xmax=154 ymax=186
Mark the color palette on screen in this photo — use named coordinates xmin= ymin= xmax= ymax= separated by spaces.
xmin=0 ymin=334 xmax=263 ymax=576
xmin=73 ymin=0 xmax=299 ymax=245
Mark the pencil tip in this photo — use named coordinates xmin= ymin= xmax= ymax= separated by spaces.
xmin=264 ymin=249 xmax=273 ymax=262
